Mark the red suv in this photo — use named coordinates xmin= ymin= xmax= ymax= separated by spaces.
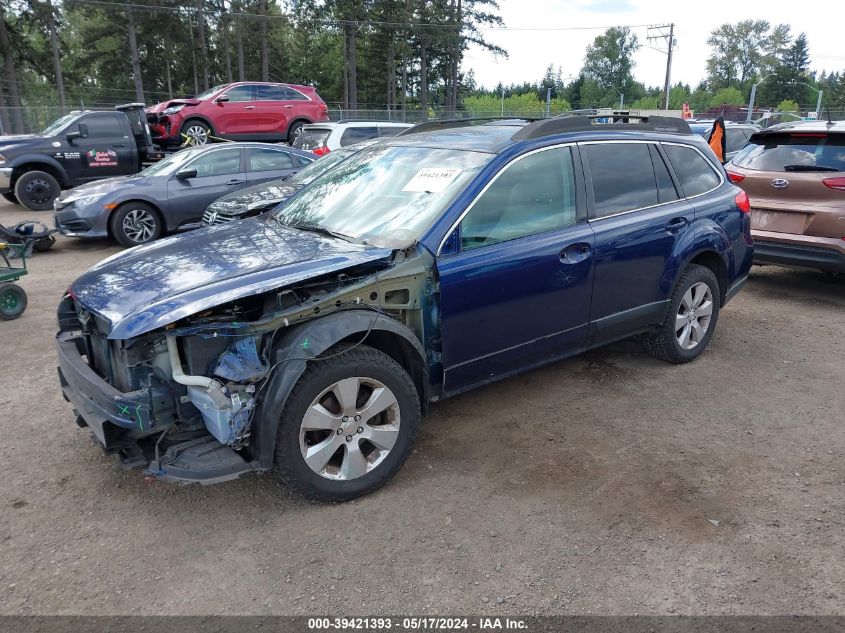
xmin=146 ymin=82 xmax=329 ymax=147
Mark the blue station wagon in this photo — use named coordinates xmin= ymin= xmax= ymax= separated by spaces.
xmin=56 ymin=115 xmax=753 ymax=501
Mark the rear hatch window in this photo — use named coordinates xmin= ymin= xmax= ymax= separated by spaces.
xmin=733 ymin=132 xmax=845 ymax=173
xmin=293 ymin=127 xmax=331 ymax=150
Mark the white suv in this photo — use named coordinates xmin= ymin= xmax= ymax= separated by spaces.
xmin=293 ymin=121 xmax=411 ymax=155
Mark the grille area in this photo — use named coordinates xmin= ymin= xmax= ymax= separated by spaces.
xmin=201 ymin=208 xmax=237 ymax=226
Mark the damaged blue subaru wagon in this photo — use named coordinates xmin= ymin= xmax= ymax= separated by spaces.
xmin=57 ymin=115 xmax=753 ymax=501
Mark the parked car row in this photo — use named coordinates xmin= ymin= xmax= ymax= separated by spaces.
xmin=56 ymin=114 xmax=755 ymax=501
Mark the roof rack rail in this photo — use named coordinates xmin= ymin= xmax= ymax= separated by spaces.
xmin=397 ymin=116 xmax=542 ymax=137
xmin=512 ymin=113 xmax=691 ymax=140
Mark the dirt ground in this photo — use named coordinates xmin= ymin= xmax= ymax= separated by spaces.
xmin=0 ymin=199 xmax=843 ymax=616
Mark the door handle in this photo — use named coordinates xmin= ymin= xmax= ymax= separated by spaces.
xmin=283 ymin=105 xmax=294 ymax=109
xmin=559 ymin=242 xmax=592 ymax=264
xmin=244 ymin=105 xmax=256 ymax=110
xmin=112 ymin=143 xmax=127 ymax=147
xmin=665 ymin=217 xmax=689 ymax=232
xmin=225 ymin=179 xmax=242 ymax=186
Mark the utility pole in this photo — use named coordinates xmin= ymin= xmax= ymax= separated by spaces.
xmin=647 ymin=23 xmax=675 ymax=111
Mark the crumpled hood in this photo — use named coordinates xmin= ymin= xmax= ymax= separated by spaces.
xmin=147 ymin=98 xmax=201 ymax=113
xmin=70 ymin=218 xmax=393 ymax=339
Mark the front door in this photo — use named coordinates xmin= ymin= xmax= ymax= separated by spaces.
xmin=437 ymin=145 xmax=594 ymax=393
xmin=212 ymin=84 xmax=257 ymax=137
xmin=581 ymin=141 xmax=695 ymax=340
xmin=166 ymin=147 xmax=245 ymax=226
xmin=72 ymin=113 xmax=137 ymax=182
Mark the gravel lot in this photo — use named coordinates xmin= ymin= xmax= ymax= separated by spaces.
xmin=0 ymin=199 xmax=843 ymax=616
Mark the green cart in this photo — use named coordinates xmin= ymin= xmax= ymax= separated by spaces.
xmin=0 ymin=242 xmax=28 ymax=320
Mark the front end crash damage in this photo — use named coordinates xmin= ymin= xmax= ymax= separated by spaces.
xmin=56 ymin=247 xmax=437 ymax=484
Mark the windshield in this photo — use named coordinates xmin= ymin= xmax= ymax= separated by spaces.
xmin=732 ymin=133 xmax=845 ymax=172
xmin=42 ymin=113 xmax=81 ymax=136
xmin=139 ymin=147 xmax=203 ymax=177
xmin=194 ymin=84 xmax=227 ymax=100
xmin=290 ymin=146 xmax=358 ymax=185
xmin=272 ymin=144 xmax=492 ymax=248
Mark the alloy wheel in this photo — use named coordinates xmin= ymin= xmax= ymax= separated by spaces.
xmin=185 ymin=124 xmax=209 ymax=145
xmin=675 ymin=282 xmax=713 ymax=350
xmin=121 ymin=208 xmax=156 ymax=243
xmin=299 ymin=376 xmax=401 ymax=481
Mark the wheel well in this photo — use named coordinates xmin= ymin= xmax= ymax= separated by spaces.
xmin=181 ymin=117 xmax=214 ymax=134
xmin=287 ymin=118 xmax=310 ymax=135
xmin=338 ymin=329 xmax=427 ymax=408
xmin=690 ymin=251 xmax=728 ymax=304
xmin=106 ymin=200 xmax=165 ymax=238
xmin=12 ymin=163 xmax=68 ymax=189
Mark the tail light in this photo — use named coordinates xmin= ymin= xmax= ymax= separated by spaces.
xmin=822 ymin=177 xmax=845 ymax=191
xmin=735 ymin=190 xmax=751 ymax=213
xmin=313 ymin=146 xmax=330 ymax=157
xmin=726 ymin=170 xmax=745 ymax=183
xmin=319 ymin=103 xmax=328 ymax=113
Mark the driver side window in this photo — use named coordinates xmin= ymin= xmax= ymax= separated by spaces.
xmin=221 ymin=85 xmax=254 ymax=102
xmin=187 ymin=148 xmax=242 ymax=177
xmin=460 ymin=146 xmax=577 ymax=251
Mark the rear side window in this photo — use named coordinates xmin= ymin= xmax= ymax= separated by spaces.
xmin=281 ymin=87 xmax=309 ymax=101
xmin=460 ymin=146 xmax=578 ymax=250
xmin=726 ymin=128 xmax=749 ymax=153
xmin=340 ymin=127 xmax=378 ymax=146
xmin=255 ymin=85 xmax=287 ymax=101
xmin=732 ymin=133 xmax=845 ymax=172
xmin=293 ymin=128 xmax=331 ymax=150
xmin=663 ymin=144 xmax=721 ymax=197
xmin=584 ymin=143 xmax=659 ymax=217
xmin=81 ymin=115 xmax=124 ymax=139
xmin=378 ymin=126 xmax=405 ymax=138
xmin=248 ymin=147 xmax=293 ymax=172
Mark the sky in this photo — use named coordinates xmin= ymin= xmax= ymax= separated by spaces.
xmin=462 ymin=0 xmax=845 ymax=92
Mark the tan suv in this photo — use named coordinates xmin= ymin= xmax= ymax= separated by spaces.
xmin=726 ymin=121 xmax=845 ymax=274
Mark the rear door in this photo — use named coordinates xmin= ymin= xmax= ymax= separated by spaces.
xmin=436 ymin=144 xmax=594 ymax=392
xmin=730 ymin=131 xmax=845 ymax=239
xmin=582 ymin=141 xmax=695 ymax=340
xmin=166 ymin=146 xmax=245 ymax=226
xmin=213 ymin=84 xmax=256 ymax=136
xmin=73 ymin=113 xmax=137 ymax=182
xmin=246 ymin=146 xmax=299 ymax=185
xmin=254 ymin=84 xmax=290 ymax=137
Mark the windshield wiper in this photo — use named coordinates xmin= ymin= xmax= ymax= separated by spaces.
xmin=265 ymin=215 xmax=356 ymax=242
xmin=783 ymin=164 xmax=840 ymax=172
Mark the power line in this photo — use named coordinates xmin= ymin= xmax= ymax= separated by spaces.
xmin=66 ymin=0 xmax=653 ymax=32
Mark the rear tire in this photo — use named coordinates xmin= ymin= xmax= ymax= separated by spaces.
xmin=0 ymin=283 xmax=27 ymax=319
xmin=110 ymin=202 xmax=162 ymax=247
xmin=643 ymin=264 xmax=721 ymax=364
xmin=287 ymin=120 xmax=306 ymax=144
xmin=274 ymin=345 xmax=421 ymax=502
xmin=14 ymin=171 xmax=60 ymax=211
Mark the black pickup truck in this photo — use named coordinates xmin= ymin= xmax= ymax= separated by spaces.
xmin=0 ymin=104 xmax=162 ymax=211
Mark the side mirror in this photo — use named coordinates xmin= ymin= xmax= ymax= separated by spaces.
xmin=66 ymin=123 xmax=88 ymax=142
xmin=176 ymin=168 xmax=198 ymax=180
xmin=215 ymin=95 xmax=230 ymax=104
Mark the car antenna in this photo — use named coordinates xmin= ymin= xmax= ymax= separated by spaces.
xmin=826 ymin=105 xmax=833 ymax=126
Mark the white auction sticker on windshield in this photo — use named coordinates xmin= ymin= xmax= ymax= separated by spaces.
xmin=402 ymin=168 xmax=462 ymax=193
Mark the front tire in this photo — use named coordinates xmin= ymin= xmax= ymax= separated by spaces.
xmin=274 ymin=345 xmax=421 ymax=502
xmin=181 ymin=120 xmax=212 ymax=146
xmin=14 ymin=171 xmax=60 ymax=211
xmin=110 ymin=202 xmax=162 ymax=247
xmin=643 ymin=264 xmax=721 ymax=364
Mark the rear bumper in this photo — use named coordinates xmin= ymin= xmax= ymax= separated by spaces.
xmin=56 ymin=331 xmax=156 ymax=449
xmin=751 ymin=230 xmax=845 ymax=273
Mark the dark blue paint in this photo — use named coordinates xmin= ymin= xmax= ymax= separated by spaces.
xmin=70 ymin=218 xmax=392 ymax=339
